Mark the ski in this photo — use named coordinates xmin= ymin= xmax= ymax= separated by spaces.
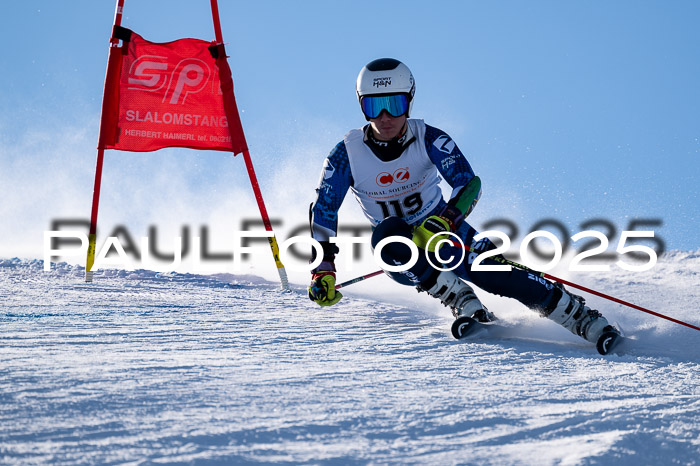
xmin=451 ymin=315 xmax=495 ymax=340
xmin=453 ymin=315 xmax=630 ymax=356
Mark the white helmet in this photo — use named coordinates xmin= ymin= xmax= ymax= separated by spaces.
xmin=356 ymin=58 xmax=415 ymax=119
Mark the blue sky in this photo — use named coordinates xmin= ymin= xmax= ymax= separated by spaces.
xmin=1 ymin=1 xmax=698 ymax=273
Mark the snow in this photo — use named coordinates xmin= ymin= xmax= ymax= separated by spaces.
xmin=1 ymin=253 xmax=699 ymax=464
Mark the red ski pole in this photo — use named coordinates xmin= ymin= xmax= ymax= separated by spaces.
xmin=336 ymin=242 xmax=700 ymax=332
xmin=488 ymin=253 xmax=700 ymax=332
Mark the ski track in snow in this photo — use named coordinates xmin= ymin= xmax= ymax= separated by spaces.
xmin=0 ymin=254 xmax=699 ymax=465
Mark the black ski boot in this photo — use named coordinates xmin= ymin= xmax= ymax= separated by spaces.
xmin=596 ymin=326 xmax=624 ymax=355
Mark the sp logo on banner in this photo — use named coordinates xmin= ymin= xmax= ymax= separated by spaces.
xmin=127 ymin=56 xmax=212 ymax=105
xmin=98 ymin=30 xmax=247 ymax=154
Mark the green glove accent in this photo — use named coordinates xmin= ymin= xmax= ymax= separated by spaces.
xmin=308 ymin=271 xmax=343 ymax=306
xmin=451 ymin=175 xmax=482 ymax=218
xmin=412 ymin=216 xmax=454 ymax=252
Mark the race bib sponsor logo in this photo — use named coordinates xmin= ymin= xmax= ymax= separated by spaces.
xmin=393 ymin=167 xmax=410 ymax=183
xmin=376 ymin=167 xmax=410 ymax=187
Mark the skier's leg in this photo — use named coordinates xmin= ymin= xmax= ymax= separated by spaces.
xmin=371 ymin=217 xmax=490 ymax=320
xmin=443 ymin=223 xmax=620 ymax=345
xmin=441 ymin=227 xmax=554 ymax=310
xmin=539 ymin=283 xmax=620 ymax=345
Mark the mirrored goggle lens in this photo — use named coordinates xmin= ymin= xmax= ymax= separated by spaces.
xmin=361 ymin=94 xmax=409 ymax=119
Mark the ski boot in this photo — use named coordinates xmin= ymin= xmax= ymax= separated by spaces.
xmin=418 ymin=270 xmax=491 ymax=319
xmin=543 ymin=283 xmax=622 ymax=355
xmin=596 ymin=328 xmax=624 ymax=355
xmin=418 ymin=270 xmax=495 ymax=338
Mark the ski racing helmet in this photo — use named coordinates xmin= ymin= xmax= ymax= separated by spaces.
xmin=356 ymin=58 xmax=415 ymax=121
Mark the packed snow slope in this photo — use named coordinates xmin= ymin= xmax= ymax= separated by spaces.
xmin=1 ymin=252 xmax=699 ymax=465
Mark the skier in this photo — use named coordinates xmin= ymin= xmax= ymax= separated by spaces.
xmin=307 ymin=58 xmax=622 ymax=354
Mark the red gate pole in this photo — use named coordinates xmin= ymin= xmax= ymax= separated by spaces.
xmin=209 ymin=0 xmax=289 ymax=290
xmin=85 ymin=0 xmax=126 ymax=282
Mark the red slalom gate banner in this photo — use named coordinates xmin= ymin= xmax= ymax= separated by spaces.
xmin=84 ymin=1 xmax=289 ymax=289
xmin=98 ymin=27 xmax=247 ymax=154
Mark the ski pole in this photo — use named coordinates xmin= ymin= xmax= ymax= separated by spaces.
xmin=481 ymin=250 xmax=700 ymax=332
xmin=335 ymin=270 xmax=384 ymax=290
xmin=336 ymin=243 xmax=700 ymax=332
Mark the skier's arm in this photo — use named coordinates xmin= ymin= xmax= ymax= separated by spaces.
xmin=308 ymin=142 xmax=352 ymax=306
xmin=440 ymin=176 xmax=482 ymax=227
xmin=413 ymin=126 xmax=482 ymax=250
xmin=424 ymin=125 xmax=482 ymax=227
xmin=309 ymin=141 xmax=352 ymax=265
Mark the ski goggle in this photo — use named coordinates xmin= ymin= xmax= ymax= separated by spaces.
xmin=360 ymin=94 xmax=409 ymax=119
